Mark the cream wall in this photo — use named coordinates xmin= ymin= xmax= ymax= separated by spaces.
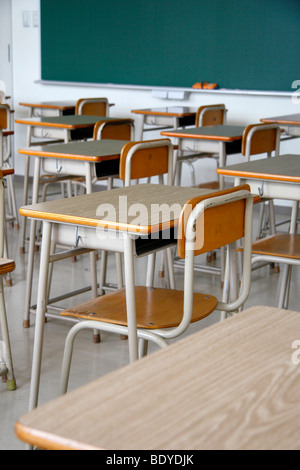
xmin=10 ymin=0 xmax=300 ymax=192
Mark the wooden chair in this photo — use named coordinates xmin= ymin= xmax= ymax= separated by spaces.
xmin=176 ymin=104 xmax=227 ymax=186
xmin=0 ymin=104 xmax=19 ymax=229
xmin=250 ymin=225 xmax=300 ymax=309
xmin=93 ymin=119 xmax=135 ymax=141
xmin=98 ymin=138 xmax=175 ymax=297
xmin=0 ymin=170 xmax=16 ymax=390
xmin=59 ymin=184 xmax=254 ymax=393
xmin=0 ymin=80 xmax=8 ymax=104
xmin=75 ymin=98 xmax=109 ymax=116
xmin=93 ymin=119 xmax=135 ymax=189
xmin=241 ymin=123 xmax=281 ymax=239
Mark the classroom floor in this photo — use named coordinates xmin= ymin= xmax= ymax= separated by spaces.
xmin=0 ymin=179 xmax=299 ymax=450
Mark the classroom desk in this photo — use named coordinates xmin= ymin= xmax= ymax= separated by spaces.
xmin=161 ymin=124 xmax=244 ymax=189
xmin=131 ymin=107 xmax=197 ymax=140
xmin=15 ymin=115 xmax=133 ymax=253
xmin=19 ymin=100 xmax=76 ymax=117
xmin=15 ymin=115 xmax=126 ymax=146
xmin=15 ymin=304 xmax=300 ymax=450
xmin=19 ymin=183 xmax=209 ymax=413
xmin=20 ymin=139 xmax=130 ymax=327
xmin=19 ymin=101 xmax=115 ymax=118
xmin=217 ymin=154 xmax=300 ymax=204
xmin=261 ymin=114 xmax=300 ymax=138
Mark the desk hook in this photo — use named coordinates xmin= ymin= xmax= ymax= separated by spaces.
xmin=74 ymin=226 xmax=80 ymax=247
xmin=56 ymin=159 xmax=63 ymax=173
xmin=258 ymin=181 xmax=264 ymax=197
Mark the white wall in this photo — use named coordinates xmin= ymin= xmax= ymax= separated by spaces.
xmin=10 ymin=0 xmax=300 ymax=191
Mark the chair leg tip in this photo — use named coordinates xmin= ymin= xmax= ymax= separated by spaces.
xmin=23 ymin=320 xmax=30 ymax=328
xmin=7 ymin=379 xmax=16 ymax=391
xmin=93 ymin=333 xmax=101 ymax=344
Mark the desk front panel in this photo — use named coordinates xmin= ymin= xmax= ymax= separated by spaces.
xmin=234 ymin=177 xmax=300 ymax=201
xmin=49 ymin=222 xmax=177 ymax=257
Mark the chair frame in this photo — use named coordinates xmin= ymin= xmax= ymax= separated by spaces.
xmin=242 ymin=123 xmax=281 ymax=238
xmin=75 ymin=98 xmax=109 ymax=116
xmin=177 ymin=104 xmax=227 ymax=186
xmin=0 ymin=104 xmax=19 ymax=230
xmin=93 ymin=119 xmax=135 ymax=141
xmin=98 ymin=139 xmax=175 ymax=300
xmin=0 ymin=171 xmax=16 ymax=390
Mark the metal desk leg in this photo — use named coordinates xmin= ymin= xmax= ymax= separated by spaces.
xmin=23 ymin=157 xmax=41 ymax=328
xmin=28 ymin=221 xmax=52 ymax=412
xmin=123 ymin=234 xmax=138 ymax=363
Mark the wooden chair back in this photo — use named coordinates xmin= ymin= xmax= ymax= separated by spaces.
xmin=242 ymin=123 xmax=281 ymax=160
xmin=177 ymin=184 xmax=251 ymax=258
xmin=0 ymin=104 xmax=9 ymax=130
xmin=119 ymin=139 xmax=173 ymax=186
xmin=196 ymin=104 xmax=227 ymax=126
xmin=75 ymin=98 xmax=109 ymax=116
xmin=93 ymin=119 xmax=134 ymax=141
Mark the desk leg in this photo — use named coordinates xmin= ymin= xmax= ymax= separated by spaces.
xmin=0 ymin=130 xmax=3 ymax=167
xmin=123 ymin=235 xmax=138 ymax=362
xmin=21 ymin=125 xmax=34 ymax=254
xmin=138 ymin=115 xmax=145 ymax=140
xmin=23 ymin=157 xmax=41 ymax=328
xmin=218 ymin=142 xmax=226 ymax=190
xmin=28 ymin=221 xmax=52 ymax=412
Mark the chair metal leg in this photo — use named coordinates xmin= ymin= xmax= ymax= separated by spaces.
xmin=0 ymin=276 xmax=16 ymax=390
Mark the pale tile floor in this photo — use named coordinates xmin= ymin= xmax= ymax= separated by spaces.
xmin=0 ymin=179 xmax=299 ymax=450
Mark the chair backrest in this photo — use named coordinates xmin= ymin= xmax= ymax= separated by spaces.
xmin=119 ymin=139 xmax=173 ymax=186
xmin=75 ymin=98 xmax=109 ymax=116
xmin=0 ymin=104 xmax=9 ymax=130
xmin=178 ymin=184 xmax=253 ymax=311
xmin=0 ymin=81 xmax=6 ymax=93
xmin=196 ymin=104 xmax=227 ymax=126
xmin=0 ymin=81 xmax=6 ymax=104
xmin=93 ymin=119 xmax=134 ymax=141
xmin=242 ymin=123 xmax=281 ymax=161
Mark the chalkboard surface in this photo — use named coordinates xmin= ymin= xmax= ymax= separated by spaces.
xmin=40 ymin=0 xmax=300 ymax=92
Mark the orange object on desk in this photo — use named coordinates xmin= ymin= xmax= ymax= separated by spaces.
xmin=192 ymin=82 xmax=218 ymax=89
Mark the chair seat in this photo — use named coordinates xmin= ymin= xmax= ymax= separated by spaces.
xmin=251 ymin=234 xmax=300 ymax=259
xmin=0 ymin=258 xmax=15 ymax=275
xmin=61 ymin=286 xmax=217 ymax=329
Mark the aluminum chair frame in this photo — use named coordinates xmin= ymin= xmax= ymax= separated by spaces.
xmin=0 ymin=173 xmax=16 ymax=390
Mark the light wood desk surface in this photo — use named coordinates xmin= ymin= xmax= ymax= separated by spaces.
xmin=161 ymin=124 xmax=244 ymax=141
xmin=19 ymin=101 xmax=115 ymax=115
xmin=15 ymin=305 xmax=300 ymax=450
xmin=15 ymin=115 xmax=121 ymax=130
xmin=131 ymin=106 xmax=197 ymax=118
xmin=261 ymin=114 xmax=300 ymax=126
xmin=18 ymin=139 xmax=129 ymax=163
xmin=217 ymin=154 xmax=300 ymax=183
xmin=19 ymin=100 xmax=76 ymax=113
xmin=20 ymin=183 xmax=208 ymax=234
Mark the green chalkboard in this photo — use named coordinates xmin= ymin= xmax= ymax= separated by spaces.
xmin=40 ymin=0 xmax=300 ymax=92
